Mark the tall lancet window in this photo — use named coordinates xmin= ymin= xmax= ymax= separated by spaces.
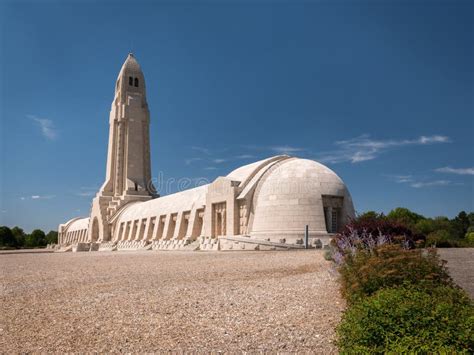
xmin=129 ymin=76 xmax=133 ymax=85
xmin=134 ymin=78 xmax=139 ymax=87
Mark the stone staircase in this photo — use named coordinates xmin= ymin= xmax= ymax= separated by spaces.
xmin=56 ymin=245 xmax=73 ymax=252
xmin=219 ymin=235 xmax=306 ymax=251
xmin=116 ymin=240 xmax=150 ymax=251
xmin=151 ymin=238 xmax=198 ymax=251
xmin=198 ymin=236 xmax=219 ymax=251
xmin=72 ymin=242 xmax=92 ymax=252
xmin=98 ymin=242 xmax=117 ymax=251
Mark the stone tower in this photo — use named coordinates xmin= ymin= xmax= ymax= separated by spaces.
xmin=88 ymin=53 xmax=156 ymax=242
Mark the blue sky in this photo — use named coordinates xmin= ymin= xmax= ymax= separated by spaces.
xmin=0 ymin=0 xmax=473 ymax=232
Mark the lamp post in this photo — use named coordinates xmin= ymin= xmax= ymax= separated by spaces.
xmin=305 ymin=225 xmax=309 ymax=249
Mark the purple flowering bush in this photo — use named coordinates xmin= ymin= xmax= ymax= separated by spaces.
xmin=331 ymin=216 xmax=425 ymax=264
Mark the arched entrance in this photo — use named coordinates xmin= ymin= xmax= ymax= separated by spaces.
xmin=91 ymin=218 xmax=99 ymax=242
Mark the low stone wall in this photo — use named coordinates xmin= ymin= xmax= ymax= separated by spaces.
xmin=72 ymin=243 xmax=91 ymax=252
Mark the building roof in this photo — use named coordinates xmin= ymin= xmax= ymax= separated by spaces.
xmin=66 ymin=217 xmax=90 ymax=232
xmin=226 ymin=155 xmax=288 ymax=184
xmin=116 ymin=184 xmax=208 ymax=223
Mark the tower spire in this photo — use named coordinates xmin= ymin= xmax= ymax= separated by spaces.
xmin=88 ymin=53 xmax=156 ymax=242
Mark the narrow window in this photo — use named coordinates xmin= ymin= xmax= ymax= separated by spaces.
xmin=129 ymin=76 xmax=133 ymax=85
xmin=134 ymin=78 xmax=139 ymax=87
xmin=134 ymin=182 xmax=138 ymax=191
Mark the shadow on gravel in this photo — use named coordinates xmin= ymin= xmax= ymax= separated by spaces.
xmin=0 ymin=249 xmax=54 ymax=255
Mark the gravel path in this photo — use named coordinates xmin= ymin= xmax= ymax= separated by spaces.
xmin=438 ymin=248 xmax=474 ymax=298
xmin=0 ymin=250 xmax=343 ymax=353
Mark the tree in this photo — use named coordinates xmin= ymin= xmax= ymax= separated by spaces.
xmin=45 ymin=230 xmax=58 ymax=244
xmin=11 ymin=226 xmax=26 ymax=247
xmin=468 ymin=212 xmax=474 ymax=227
xmin=449 ymin=211 xmax=470 ymax=239
xmin=387 ymin=208 xmax=425 ymax=228
xmin=25 ymin=229 xmax=47 ymax=248
xmin=0 ymin=226 xmax=17 ymax=247
xmin=358 ymin=211 xmax=385 ymax=221
xmin=414 ymin=219 xmax=436 ymax=235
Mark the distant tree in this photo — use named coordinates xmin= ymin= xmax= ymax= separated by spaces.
xmin=387 ymin=207 xmax=425 ymax=228
xmin=11 ymin=226 xmax=26 ymax=247
xmin=414 ymin=219 xmax=436 ymax=236
xmin=45 ymin=230 xmax=58 ymax=244
xmin=468 ymin=212 xmax=474 ymax=227
xmin=0 ymin=226 xmax=17 ymax=247
xmin=449 ymin=211 xmax=470 ymax=239
xmin=358 ymin=211 xmax=385 ymax=221
xmin=25 ymin=229 xmax=47 ymax=248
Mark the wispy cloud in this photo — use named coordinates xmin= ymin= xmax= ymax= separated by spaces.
xmin=203 ymin=166 xmax=218 ymax=170
xmin=388 ymin=174 xmax=415 ymax=184
xmin=76 ymin=191 xmax=96 ymax=197
xmin=317 ymin=134 xmax=450 ymax=164
xmin=185 ymin=148 xmax=257 ymax=167
xmin=185 ymin=157 xmax=203 ymax=165
xmin=385 ymin=174 xmax=458 ymax=189
xmin=28 ymin=114 xmax=58 ymax=140
xmin=75 ymin=186 xmax=98 ymax=197
xmin=269 ymin=145 xmax=305 ymax=154
xmin=21 ymin=195 xmax=55 ymax=200
xmin=191 ymin=146 xmax=211 ymax=155
xmin=410 ymin=180 xmax=453 ymax=188
xmin=235 ymin=154 xmax=256 ymax=159
xmin=435 ymin=167 xmax=474 ymax=176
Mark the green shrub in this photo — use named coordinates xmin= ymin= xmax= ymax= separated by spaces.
xmin=465 ymin=232 xmax=474 ymax=244
xmin=323 ymin=248 xmax=333 ymax=261
xmin=339 ymin=244 xmax=453 ymax=304
xmin=337 ymin=285 xmax=474 ymax=353
xmin=426 ymin=229 xmax=456 ymax=247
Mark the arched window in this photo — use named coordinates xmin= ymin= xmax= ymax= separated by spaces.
xmin=134 ymin=78 xmax=139 ymax=87
xmin=129 ymin=76 xmax=133 ymax=85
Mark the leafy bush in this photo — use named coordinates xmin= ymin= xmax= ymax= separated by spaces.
xmin=338 ymin=244 xmax=453 ymax=303
xmin=426 ymin=230 xmax=474 ymax=248
xmin=426 ymin=229 xmax=452 ymax=247
xmin=337 ymin=285 xmax=474 ymax=353
xmin=466 ymin=232 xmax=474 ymax=244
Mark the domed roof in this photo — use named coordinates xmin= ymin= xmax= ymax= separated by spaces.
xmin=66 ymin=217 xmax=90 ymax=232
xmin=227 ymin=156 xmax=281 ymax=183
xmin=249 ymin=157 xmax=354 ymax=237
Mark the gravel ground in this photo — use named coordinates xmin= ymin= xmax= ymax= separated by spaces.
xmin=0 ymin=250 xmax=344 ymax=353
xmin=438 ymin=248 xmax=474 ymax=298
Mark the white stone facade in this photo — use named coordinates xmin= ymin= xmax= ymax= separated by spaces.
xmin=58 ymin=54 xmax=355 ymax=251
